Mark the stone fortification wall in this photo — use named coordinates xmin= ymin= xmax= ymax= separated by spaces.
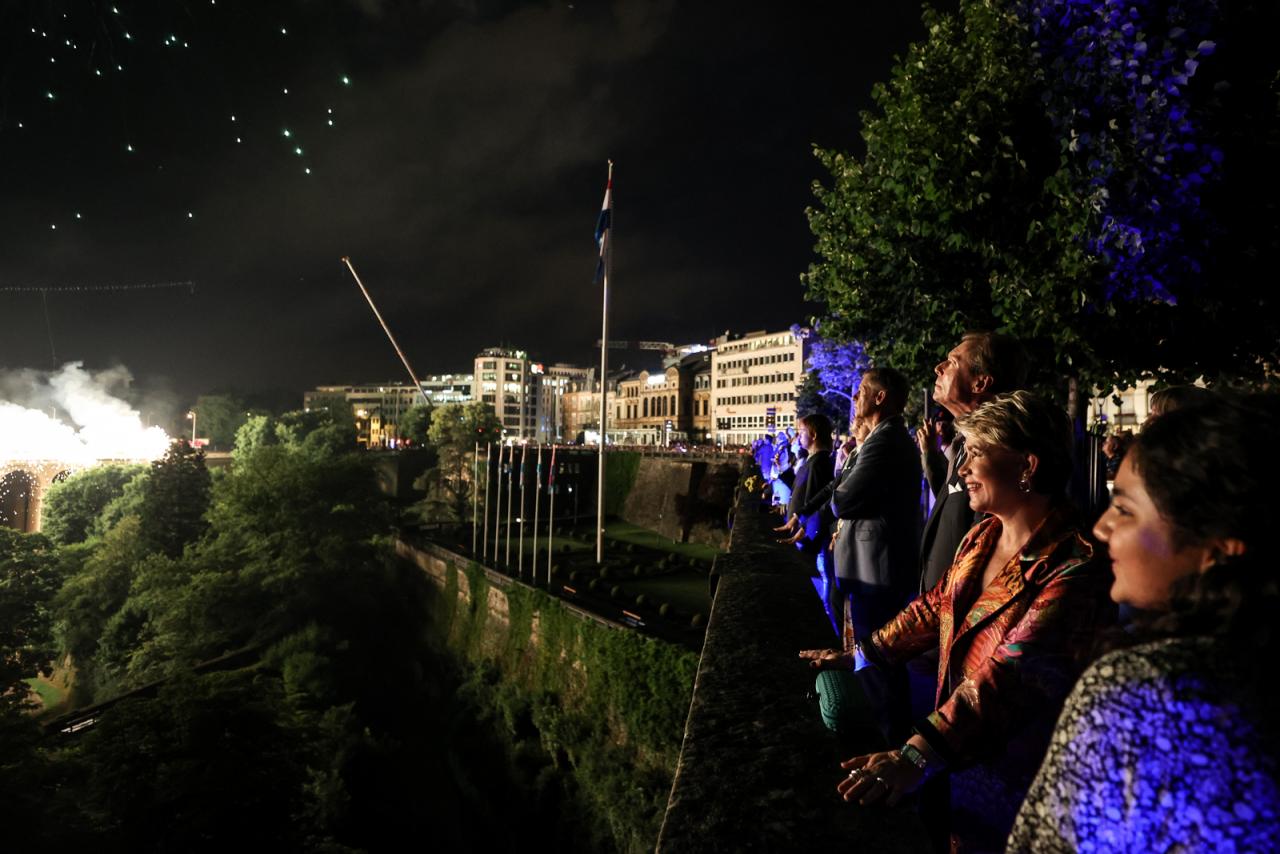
xmin=620 ymin=457 xmax=741 ymax=549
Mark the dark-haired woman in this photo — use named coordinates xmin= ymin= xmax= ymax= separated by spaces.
xmin=1007 ymin=393 xmax=1280 ymax=852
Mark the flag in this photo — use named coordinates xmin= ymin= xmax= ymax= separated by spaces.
xmin=549 ymin=445 xmax=557 ymax=492
xmin=594 ymin=167 xmax=612 ymax=284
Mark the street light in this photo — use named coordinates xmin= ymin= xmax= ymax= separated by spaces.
xmin=186 ymin=409 xmax=197 ymax=444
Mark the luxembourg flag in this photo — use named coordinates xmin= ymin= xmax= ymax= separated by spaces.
xmin=594 ymin=163 xmax=612 ymax=284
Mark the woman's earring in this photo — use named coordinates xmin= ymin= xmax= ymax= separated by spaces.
xmin=1019 ymin=470 xmax=1033 ymax=493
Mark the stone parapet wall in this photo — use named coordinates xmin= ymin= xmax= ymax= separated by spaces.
xmin=657 ymin=500 xmax=929 ymax=852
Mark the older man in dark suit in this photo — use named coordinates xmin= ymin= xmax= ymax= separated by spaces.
xmin=830 ymin=367 xmax=921 ymax=647
xmin=916 ymin=332 xmax=1028 ymax=595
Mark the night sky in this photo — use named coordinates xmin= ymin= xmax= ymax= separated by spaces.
xmin=0 ymin=0 xmax=929 ymax=406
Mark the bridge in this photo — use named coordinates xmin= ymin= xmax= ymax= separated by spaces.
xmin=0 ymin=459 xmax=86 ymax=533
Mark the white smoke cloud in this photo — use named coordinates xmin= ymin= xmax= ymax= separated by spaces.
xmin=0 ymin=363 xmax=170 ymax=464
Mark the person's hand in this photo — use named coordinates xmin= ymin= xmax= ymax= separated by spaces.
xmin=837 ymin=750 xmax=924 ymax=807
xmin=772 ymin=513 xmax=799 ymax=533
xmin=916 ymin=418 xmax=938 ymax=454
xmin=778 ymin=527 xmax=805 ymax=546
xmin=798 ymin=648 xmax=855 ymax=670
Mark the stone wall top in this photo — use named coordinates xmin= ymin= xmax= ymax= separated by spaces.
xmin=658 ymin=498 xmax=929 ymax=852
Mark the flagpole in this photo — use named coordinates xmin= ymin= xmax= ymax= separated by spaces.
xmin=493 ymin=443 xmax=504 ymax=563
xmin=595 ymin=160 xmax=613 ymax=565
xmin=532 ymin=443 xmax=542 ymax=586
xmin=472 ymin=441 xmax=479 ymax=554
xmin=482 ymin=442 xmax=492 ymax=562
xmin=518 ymin=444 xmax=526 ymax=579
xmin=505 ymin=443 xmax=515 ymax=567
xmin=547 ymin=444 xmax=557 ymax=585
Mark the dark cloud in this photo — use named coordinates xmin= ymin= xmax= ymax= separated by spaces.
xmin=0 ymin=0 xmax=928 ymax=411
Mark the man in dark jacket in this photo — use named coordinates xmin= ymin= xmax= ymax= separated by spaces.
xmin=830 ymin=367 xmax=921 ymax=646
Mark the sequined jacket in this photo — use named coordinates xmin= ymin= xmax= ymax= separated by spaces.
xmin=863 ymin=505 xmax=1113 ymax=787
xmin=1007 ymin=636 xmax=1279 ymax=853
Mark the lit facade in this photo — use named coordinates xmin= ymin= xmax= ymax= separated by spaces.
xmin=610 ymin=350 xmax=712 ymax=446
xmin=710 ymin=329 xmax=804 ymax=446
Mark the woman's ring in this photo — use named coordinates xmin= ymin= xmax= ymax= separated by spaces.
xmin=846 ymin=769 xmax=864 ymax=780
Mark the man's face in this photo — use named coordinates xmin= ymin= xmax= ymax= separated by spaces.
xmin=852 ymin=379 xmax=882 ymax=421
xmin=933 ymin=340 xmax=982 ymax=416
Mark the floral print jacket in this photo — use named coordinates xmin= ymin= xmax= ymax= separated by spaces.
xmin=863 ymin=504 xmax=1114 ymax=776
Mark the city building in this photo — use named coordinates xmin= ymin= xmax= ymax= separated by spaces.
xmin=610 ymin=347 xmax=713 ymax=446
xmin=303 ymin=375 xmax=473 ymax=448
xmin=540 ymin=363 xmax=595 ymax=443
xmin=710 ymin=329 xmax=805 ymax=446
xmin=473 ymin=348 xmax=538 ymax=440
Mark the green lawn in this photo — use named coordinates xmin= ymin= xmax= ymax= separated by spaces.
xmin=24 ymin=676 xmax=65 ymax=713
xmin=601 ymin=521 xmax=723 ymax=561
xmin=622 ymin=573 xmax=712 ymax=615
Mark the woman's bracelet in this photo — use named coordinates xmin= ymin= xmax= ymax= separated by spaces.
xmin=899 ymin=743 xmax=935 ymax=776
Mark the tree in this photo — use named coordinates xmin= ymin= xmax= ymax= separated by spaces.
xmin=233 ymin=413 xmax=277 ymax=457
xmin=194 ymin=394 xmax=250 ymax=451
xmin=0 ymin=529 xmax=60 ymax=710
xmin=234 ymin=410 xmax=356 ymax=460
xmin=420 ymin=403 xmax=502 ymax=523
xmin=793 ymin=326 xmax=868 ymax=426
xmin=138 ymin=440 xmax=212 ymax=558
xmin=805 ymin=0 xmax=1280 ymax=396
xmin=397 ymin=403 xmax=434 ymax=447
xmin=41 ymin=463 xmax=146 ymax=546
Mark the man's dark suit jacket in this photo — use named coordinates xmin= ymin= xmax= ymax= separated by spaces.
xmin=918 ymin=435 xmax=977 ymax=595
xmin=830 ymin=415 xmax=921 ymax=595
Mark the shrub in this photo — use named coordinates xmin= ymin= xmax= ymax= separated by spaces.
xmin=690 ymin=613 xmax=705 ymax=629
xmin=610 ymin=585 xmax=623 ymax=601
xmin=658 ymin=603 xmax=672 ymax=618
xmin=569 ymin=570 xmax=580 ymax=583
xmin=588 ymin=578 xmax=600 ymax=592
xmin=635 ymin=594 xmax=648 ymax=608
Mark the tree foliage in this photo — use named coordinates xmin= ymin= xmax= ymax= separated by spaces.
xmin=41 ymin=463 xmax=146 ymax=546
xmin=793 ymin=326 xmax=867 ymax=426
xmin=234 ymin=409 xmax=356 ymax=460
xmin=0 ymin=529 xmax=60 ymax=709
xmin=398 ymin=402 xmax=434 ymax=446
xmin=805 ymin=0 xmax=1280 ymax=394
xmin=138 ymin=441 xmax=212 ymax=559
xmin=418 ymin=403 xmax=503 ymax=523
xmin=193 ymin=394 xmax=250 ymax=451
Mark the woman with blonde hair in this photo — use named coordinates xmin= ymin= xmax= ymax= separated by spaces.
xmin=811 ymin=391 xmax=1114 ymax=850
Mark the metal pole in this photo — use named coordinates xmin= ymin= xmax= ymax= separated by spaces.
xmin=547 ymin=445 xmax=557 ymax=585
xmin=518 ymin=445 xmax=526 ymax=579
xmin=532 ymin=443 xmax=542 ymax=585
xmin=505 ymin=444 xmax=515 ymax=567
xmin=493 ymin=443 xmax=504 ymax=562
xmin=595 ymin=160 xmax=613 ymax=565
xmin=482 ymin=442 xmax=492 ymax=562
xmin=472 ymin=441 xmax=479 ymax=554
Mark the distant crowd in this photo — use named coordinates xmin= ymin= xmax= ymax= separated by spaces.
xmin=750 ymin=331 xmax=1278 ymax=853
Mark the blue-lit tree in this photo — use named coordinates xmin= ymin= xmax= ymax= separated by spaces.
xmin=792 ymin=325 xmax=867 ymax=427
xmin=806 ymin=0 xmax=1280 ymax=394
